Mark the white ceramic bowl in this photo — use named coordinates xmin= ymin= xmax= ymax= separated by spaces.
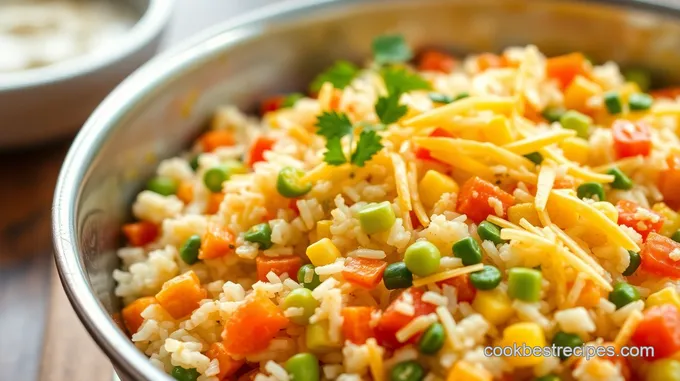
xmin=0 ymin=0 xmax=174 ymax=149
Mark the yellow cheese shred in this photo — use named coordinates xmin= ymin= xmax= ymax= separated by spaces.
xmin=535 ymin=164 xmax=556 ymax=212
xmin=504 ymin=129 xmax=577 ymax=155
xmin=366 ymin=338 xmax=384 ymax=381
xmin=614 ymin=310 xmax=643 ymax=349
xmin=412 ymin=263 xmax=484 ymax=287
xmin=318 ymin=82 xmax=335 ymax=111
xmin=406 ymin=160 xmax=430 ymax=227
xmin=403 ymin=96 xmax=516 ymax=129
xmin=591 ymin=156 xmax=645 ymax=173
xmin=415 ymin=137 xmax=536 ymax=170
xmin=429 ymin=150 xmax=496 ymax=179
xmin=548 ymin=190 xmax=639 ymax=252
xmin=541 ymin=148 xmax=615 ymax=183
xmin=487 ymin=215 xmax=522 ymax=230
xmin=391 ymin=153 xmax=412 ymax=212
xmin=548 ymin=225 xmax=609 ymax=279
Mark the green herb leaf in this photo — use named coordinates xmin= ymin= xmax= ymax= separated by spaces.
xmin=315 ymin=111 xmax=353 ymax=140
xmin=310 ymin=60 xmax=359 ymax=92
xmin=375 ymin=93 xmax=408 ymax=125
xmin=281 ymin=93 xmax=305 ymax=108
xmin=428 ymin=93 xmax=453 ymax=104
xmin=372 ymin=35 xmax=413 ymax=65
xmin=324 ymin=136 xmax=348 ymax=165
xmin=381 ymin=67 xmax=431 ymax=96
xmin=351 ymin=130 xmax=384 ymax=167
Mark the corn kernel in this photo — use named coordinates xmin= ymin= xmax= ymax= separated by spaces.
xmin=483 ymin=116 xmax=514 ymax=146
xmin=316 ymin=220 xmax=332 ymax=241
xmin=647 ymin=287 xmax=680 ymax=311
xmin=447 ymin=361 xmax=492 ymax=381
xmin=472 ymin=289 xmax=514 ymax=325
xmin=592 ymin=201 xmax=618 ymax=223
xmin=564 ymin=75 xmax=602 ymax=112
xmin=653 ymin=202 xmax=680 ymax=237
xmin=306 ymin=238 xmax=341 ymax=266
xmin=561 ymin=137 xmax=590 ymax=165
xmin=500 ymin=322 xmax=546 ymax=367
xmin=507 ymin=203 xmax=541 ymax=226
xmin=419 ymin=170 xmax=459 ymax=209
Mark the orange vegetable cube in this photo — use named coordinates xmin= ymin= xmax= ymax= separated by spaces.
xmin=342 ymin=257 xmax=387 ymax=289
xmin=122 ymin=221 xmax=159 ymax=247
xmin=155 ymin=271 xmax=206 ymax=319
xmin=571 ymin=279 xmax=602 ymax=309
xmin=201 ymin=130 xmax=236 ymax=153
xmin=342 ymin=306 xmax=375 ymax=345
xmin=206 ymin=192 xmax=225 ymax=215
xmin=121 ymin=296 xmax=156 ymax=334
xmin=417 ymin=50 xmax=457 ymax=73
xmin=457 ymin=177 xmax=515 ymax=223
xmin=255 ymin=256 xmax=302 ymax=282
xmin=223 ymin=294 xmax=288 ymax=355
xmin=206 ymin=342 xmax=245 ymax=380
xmin=200 ymin=224 xmax=235 ymax=260
xmin=659 ymin=154 xmax=680 ymax=209
xmin=176 ymin=181 xmax=194 ymax=204
xmin=247 ymin=136 xmax=276 ymax=167
xmin=546 ymin=52 xmax=589 ymax=88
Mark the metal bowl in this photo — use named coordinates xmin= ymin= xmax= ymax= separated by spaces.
xmin=0 ymin=0 xmax=173 ymax=148
xmin=52 ymin=0 xmax=680 ymax=379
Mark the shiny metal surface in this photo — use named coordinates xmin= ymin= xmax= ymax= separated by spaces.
xmin=0 ymin=0 xmax=173 ymax=148
xmin=53 ymin=0 xmax=680 ymax=379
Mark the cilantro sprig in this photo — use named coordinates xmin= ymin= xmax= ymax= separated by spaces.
xmin=372 ymin=35 xmax=413 ymax=65
xmin=315 ymin=111 xmax=383 ymax=167
xmin=375 ymin=66 xmax=431 ymax=124
xmin=310 ymin=61 xmax=359 ymax=93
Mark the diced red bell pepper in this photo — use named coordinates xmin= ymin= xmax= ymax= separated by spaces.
xmin=417 ymin=50 xmax=457 ymax=73
xmin=122 ymin=221 xmax=159 ymax=247
xmin=342 ymin=306 xmax=376 ymax=345
xmin=616 ymin=199 xmax=663 ymax=241
xmin=256 ymin=256 xmax=302 ymax=282
xmin=631 ymin=304 xmax=680 ymax=359
xmin=457 ymin=177 xmax=515 ymax=223
xmin=374 ymin=288 xmax=437 ymax=349
xmin=437 ymin=273 xmax=476 ymax=303
xmin=641 ymin=232 xmax=680 ymax=279
xmin=651 ymin=87 xmax=680 ymax=100
xmin=612 ymin=119 xmax=652 ymax=159
xmin=260 ymin=96 xmax=285 ymax=115
xmin=247 ymin=136 xmax=276 ymax=167
xmin=342 ymin=257 xmax=387 ymax=289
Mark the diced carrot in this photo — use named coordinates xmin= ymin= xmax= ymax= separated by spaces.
xmin=122 ymin=221 xmax=159 ymax=247
xmin=247 ymin=136 xmax=276 ymax=167
xmin=553 ymin=177 xmax=575 ymax=190
xmin=659 ymin=154 xmax=680 ymax=209
xmin=415 ymin=127 xmax=455 ymax=161
xmin=223 ymin=293 xmax=288 ymax=355
xmin=200 ymin=130 xmax=236 ymax=153
xmin=121 ymin=296 xmax=156 ymax=334
xmin=417 ymin=50 xmax=457 ymax=73
xmin=206 ymin=192 xmax=225 ymax=215
xmin=571 ymin=279 xmax=602 ymax=308
xmin=374 ymin=288 xmax=437 ymax=348
xmin=206 ymin=342 xmax=245 ymax=380
xmin=200 ymin=224 xmax=236 ymax=260
xmin=176 ymin=181 xmax=194 ymax=204
xmin=476 ymin=53 xmax=504 ymax=72
xmin=342 ymin=306 xmax=376 ymax=345
xmin=342 ymin=257 xmax=387 ymax=289
xmin=260 ymin=96 xmax=285 ymax=115
xmin=616 ymin=199 xmax=664 ymax=241
xmin=255 ymin=256 xmax=302 ymax=282
xmin=457 ymin=177 xmax=515 ymax=223
xmin=438 ymin=273 xmax=476 ymax=303
xmin=155 ymin=271 xmax=207 ymax=319
xmin=641 ymin=232 xmax=680 ymax=279
xmin=651 ymin=87 xmax=680 ymax=99
xmin=612 ymin=119 xmax=652 ymax=159
xmin=631 ymin=304 xmax=680 ymax=359
xmin=546 ymin=53 xmax=589 ymax=88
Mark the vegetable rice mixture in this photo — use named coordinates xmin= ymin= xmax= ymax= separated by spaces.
xmin=115 ymin=35 xmax=680 ymax=381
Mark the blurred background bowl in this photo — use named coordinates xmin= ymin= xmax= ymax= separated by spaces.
xmin=0 ymin=0 xmax=173 ymax=149
xmin=53 ymin=0 xmax=680 ymax=379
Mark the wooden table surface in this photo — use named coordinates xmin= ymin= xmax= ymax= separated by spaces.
xmin=0 ymin=1 xmax=274 ymax=380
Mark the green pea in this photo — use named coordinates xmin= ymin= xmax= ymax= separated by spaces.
xmin=646 ymin=359 xmax=680 ymax=381
xmin=203 ymin=166 xmax=230 ymax=193
xmin=477 ymin=221 xmax=505 ymax=245
xmin=577 ymin=182 xmax=605 ymax=201
xmin=222 ymin=159 xmax=249 ymax=175
xmin=507 ymin=267 xmax=542 ymax=302
xmin=607 ymin=167 xmax=633 ymax=190
xmin=524 ymin=152 xmax=544 ymax=165
xmin=469 ymin=265 xmax=502 ymax=290
xmin=147 ymin=176 xmax=178 ymax=196
xmin=452 ymin=237 xmax=482 ymax=266
xmin=542 ymin=106 xmax=566 ymax=123
xmin=285 ymin=353 xmax=320 ymax=381
xmin=189 ymin=155 xmax=200 ymax=171
xmin=358 ymin=201 xmax=396 ymax=234
xmin=623 ymin=68 xmax=651 ymax=92
xmin=383 ymin=262 xmax=413 ymax=290
xmin=628 ymin=93 xmax=653 ymax=111
xmin=608 ymin=282 xmax=640 ymax=309
xmin=622 ymin=250 xmax=641 ymax=276
xmin=428 ymin=93 xmax=453 ymax=104
xmin=534 ymin=374 xmax=561 ymax=381
xmin=171 ymin=366 xmax=199 ymax=381
xmin=404 ymin=240 xmax=441 ymax=277
xmin=560 ymin=110 xmax=591 ymax=139
xmin=418 ymin=322 xmax=445 ymax=355
xmin=297 ymin=264 xmax=321 ymax=290
xmin=552 ymin=331 xmax=584 ymax=360
xmin=452 ymin=92 xmax=469 ymax=102
xmin=390 ymin=360 xmax=425 ymax=381
xmin=244 ymin=223 xmax=273 ymax=249
xmin=282 ymin=288 xmax=319 ymax=325
xmin=672 ymin=230 xmax=680 ymax=243
xmin=276 ymin=167 xmax=312 ymax=198
xmin=179 ymin=235 xmax=201 ymax=265
xmin=604 ymin=91 xmax=623 ymax=114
